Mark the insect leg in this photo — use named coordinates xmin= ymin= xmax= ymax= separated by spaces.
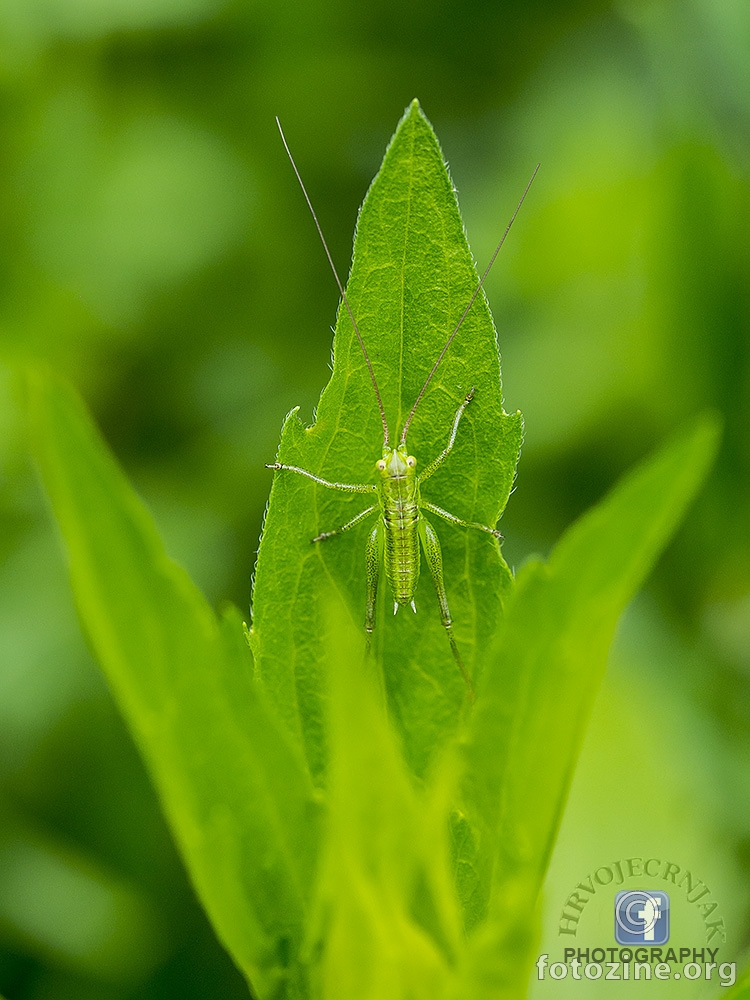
xmin=417 ymin=387 xmax=475 ymax=483
xmin=312 ymin=504 xmax=377 ymax=543
xmin=266 ymin=463 xmax=376 ymax=494
xmin=418 ymin=517 xmax=475 ymax=702
xmin=365 ymin=520 xmax=383 ymax=647
xmin=421 ymin=500 xmax=503 ymax=540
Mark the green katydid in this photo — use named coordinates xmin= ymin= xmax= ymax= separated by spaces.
xmin=268 ymin=119 xmax=537 ymax=701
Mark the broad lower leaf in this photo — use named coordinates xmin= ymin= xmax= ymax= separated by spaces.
xmin=308 ymin=602 xmax=461 ymax=1000
xmin=458 ymin=414 xmax=720 ymax=940
xmin=26 ymin=370 xmax=321 ymax=1000
xmin=252 ymin=100 xmax=523 ymax=780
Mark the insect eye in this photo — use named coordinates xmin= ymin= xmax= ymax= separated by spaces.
xmin=376 ymin=459 xmax=386 ymax=471
xmin=407 ymin=455 xmax=416 ymax=467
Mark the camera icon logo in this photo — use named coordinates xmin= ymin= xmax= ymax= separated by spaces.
xmin=614 ymin=890 xmax=670 ymax=945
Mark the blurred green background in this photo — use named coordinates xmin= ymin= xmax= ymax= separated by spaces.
xmin=0 ymin=0 xmax=748 ymax=996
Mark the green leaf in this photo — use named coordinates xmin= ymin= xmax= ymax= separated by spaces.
xmin=252 ymin=100 xmax=523 ymax=780
xmin=307 ymin=600 xmax=462 ymax=1000
xmin=458 ymin=414 xmax=720 ymax=936
xmin=26 ymin=369 xmax=322 ymax=1000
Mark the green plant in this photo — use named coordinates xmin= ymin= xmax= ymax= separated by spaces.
xmin=27 ymin=102 xmax=719 ymax=999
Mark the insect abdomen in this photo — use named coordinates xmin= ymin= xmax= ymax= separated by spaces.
xmin=383 ymin=502 xmax=420 ymax=603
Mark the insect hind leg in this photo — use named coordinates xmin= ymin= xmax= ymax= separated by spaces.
xmin=365 ymin=521 xmax=383 ymax=649
xmin=418 ymin=517 xmax=476 ymax=703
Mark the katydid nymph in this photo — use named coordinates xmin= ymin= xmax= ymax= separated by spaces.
xmin=268 ymin=118 xmax=537 ymax=702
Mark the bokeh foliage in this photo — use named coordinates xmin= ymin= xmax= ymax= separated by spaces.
xmin=1 ymin=0 xmax=749 ymax=997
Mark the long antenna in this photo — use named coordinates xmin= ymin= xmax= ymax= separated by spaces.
xmin=400 ymin=163 xmax=540 ymax=445
xmin=276 ymin=118 xmax=391 ymax=448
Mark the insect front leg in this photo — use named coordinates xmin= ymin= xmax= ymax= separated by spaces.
xmin=421 ymin=500 xmax=503 ymax=540
xmin=417 ymin=387 xmax=475 ymax=483
xmin=268 ymin=462 xmax=377 ymax=541
xmin=266 ymin=462 xmax=376 ymax=495
xmin=418 ymin=517 xmax=475 ymax=702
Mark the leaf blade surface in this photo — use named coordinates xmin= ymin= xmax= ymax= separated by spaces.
xmin=27 ymin=370 xmax=321 ymax=1000
xmin=253 ymin=100 xmax=523 ymax=778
